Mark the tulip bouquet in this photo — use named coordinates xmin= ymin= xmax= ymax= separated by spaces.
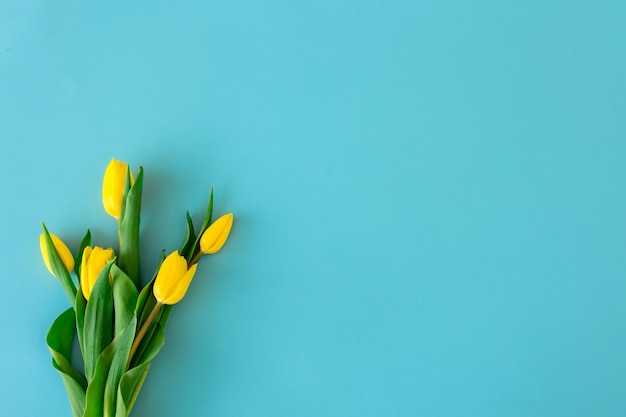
xmin=39 ymin=159 xmax=233 ymax=417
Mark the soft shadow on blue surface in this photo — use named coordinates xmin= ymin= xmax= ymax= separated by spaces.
xmin=1 ymin=1 xmax=626 ymax=416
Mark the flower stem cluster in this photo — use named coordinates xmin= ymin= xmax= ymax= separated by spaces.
xmin=39 ymin=158 xmax=234 ymax=417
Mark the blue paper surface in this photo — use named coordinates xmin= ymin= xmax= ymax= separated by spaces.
xmin=1 ymin=1 xmax=626 ymax=416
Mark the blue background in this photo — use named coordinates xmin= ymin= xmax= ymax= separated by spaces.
xmin=2 ymin=1 xmax=626 ymax=416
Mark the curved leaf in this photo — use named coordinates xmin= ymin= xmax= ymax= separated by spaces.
xmin=75 ymin=287 xmax=87 ymax=360
xmin=47 ymin=308 xmax=87 ymax=417
xmin=116 ymin=363 xmax=148 ymax=417
xmin=53 ymin=359 xmax=87 ymax=417
xmin=74 ymin=228 xmax=92 ymax=278
xmin=104 ymin=316 xmax=137 ymax=417
xmin=112 ymin=265 xmax=139 ymax=335
xmin=135 ymin=250 xmax=164 ymax=319
xmin=179 ymin=211 xmax=197 ymax=260
xmin=118 ymin=324 xmax=165 ymax=415
xmin=84 ymin=317 xmax=136 ymax=417
xmin=47 ymin=308 xmax=86 ymax=388
xmin=135 ymin=323 xmax=165 ymax=365
xmin=189 ymin=188 xmax=213 ymax=261
xmin=41 ymin=223 xmax=76 ymax=305
xmin=119 ymin=167 xmax=143 ymax=288
xmin=158 ymin=305 xmax=173 ymax=328
xmin=84 ymin=260 xmax=115 ymax=381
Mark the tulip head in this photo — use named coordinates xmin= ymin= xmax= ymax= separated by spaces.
xmin=102 ymin=158 xmax=134 ymax=219
xmin=199 ymin=213 xmax=234 ymax=255
xmin=40 ymin=233 xmax=75 ymax=275
xmin=153 ymin=251 xmax=198 ymax=305
xmin=80 ymin=246 xmax=115 ymax=300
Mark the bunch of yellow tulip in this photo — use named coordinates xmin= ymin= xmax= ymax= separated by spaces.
xmin=40 ymin=159 xmax=233 ymax=417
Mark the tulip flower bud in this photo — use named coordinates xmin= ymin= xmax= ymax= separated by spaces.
xmin=39 ymin=233 xmax=75 ymax=275
xmin=102 ymin=158 xmax=134 ymax=219
xmin=80 ymin=246 xmax=115 ymax=300
xmin=199 ymin=213 xmax=234 ymax=255
xmin=153 ymin=251 xmax=198 ymax=305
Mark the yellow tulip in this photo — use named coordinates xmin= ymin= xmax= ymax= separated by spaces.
xmin=39 ymin=233 xmax=75 ymax=275
xmin=199 ymin=213 xmax=234 ymax=255
xmin=153 ymin=251 xmax=198 ymax=305
xmin=102 ymin=158 xmax=134 ymax=219
xmin=80 ymin=246 xmax=115 ymax=300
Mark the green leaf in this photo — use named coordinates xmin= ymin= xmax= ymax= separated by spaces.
xmin=116 ymin=364 xmax=149 ymax=417
xmin=117 ymin=324 xmax=166 ymax=415
xmin=83 ymin=260 xmax=115 ymax=381
xmin=104 ymin=316 xmax=137 ymax=417
xmin=75 ymin=288 xmax=87 ymax=363
xmin=46 ymin=309 xmax=74 ymax=369
xmin=74 ymin=228 xmax=92 ymax=278
xmin=135 ymin=279 xmax=154 ymax=318
xmin=52 ymin=359 xmax=87 ymax=417
xmin=131 ymin=303 xmax=163 ymax=369
xmin=46 ymin=308 xmax=87 ymax=389
xmin=179 ymin=211 xmax=197 ymax=260
xmin=119 ymin=166 xmax=143 ymax=289
xmin=41 ymin=223 xmax=76 ymax=306
xmin=84 ymin=317 xmax=136 ymax=417
xmin=158 ymin=304 xmax=174 ymax=328
xmin=47 ymin=308 xmax=87 ymax=417
xmin=200 ymin=187 xmax=214 ymax=236
xmin=136 ymin=323 xmax=165 ymax=365
xmin=111 ymin=265 xmax=139 ymax=336
xmin=135 ymin=250 xmax=165 ymax=318
xmin=189 ymin=188 xmax=214 ymax=260
xmin=118 ymin=166 xmax=132 ymax=220
xmin=138 ymin=293 xmax=157 ymax=330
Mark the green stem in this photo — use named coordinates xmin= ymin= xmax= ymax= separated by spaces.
xmin=189 ymin=251 xmax=203 ymax=266
xmin=127 ymin=301 xmax=162 ymax=369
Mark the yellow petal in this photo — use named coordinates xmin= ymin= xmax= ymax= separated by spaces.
xmin=81 ymin=246 xmax=114 ymax=300
xmin=40 ymin=232 xmax=75 ymax=275
xmin=153 ymin=251 xmax=189 ymax=303
xmin=162 ymin=263 xmax=198 ymax=305
xmin=102 ymin=158 xmax=134 ymax=219
xmin=199 ymin=213 xmax=234 ymax=254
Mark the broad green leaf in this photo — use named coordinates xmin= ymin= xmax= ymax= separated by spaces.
xmin=179 ymin=211 xmax=197 ymax=260
xmin=47 ymin=308 xmax=87 ymax=417
xmin=74 ymin=228 xmax=92 ymax=278
xmin=119 ymin=167 xmax=143 ymax=289
xmin=116 ymin=364 xmax=149 ymax=417
xmin=46 ymin=309 xmax=74 ymax=367
xmin=41 ymin=223 xmax=76 ymax=306
xmin=46 ymin=308 xmax=86 ymax=389
xmin=111 ymin=265 xmax=139 ymax=335
xmin=84 ymin=317 xmax=135 ymax=417
xmin=118 ymin=324 xmax=165 ymax=415
xmin=103 ymin=316 xmax=137 ymax=417
xmin=52 ymin=358 xmax=86 ymax=417
xmin=189 ymin=188 xmax=213 ymax=260
xmin=83 ymin=260 xmax=115 ymax=381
